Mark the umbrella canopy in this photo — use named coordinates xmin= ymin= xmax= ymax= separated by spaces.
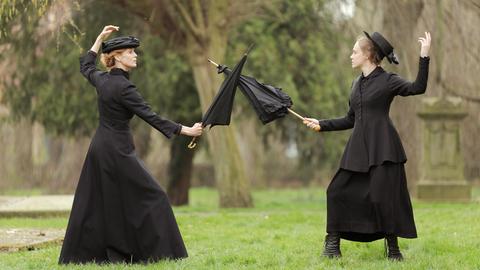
xmin=216 ymin=65 xmax=293 ymax=124
xmin=201 ymin=54 xmax=247 ymax=128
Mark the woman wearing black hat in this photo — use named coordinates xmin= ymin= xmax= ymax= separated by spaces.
xmin=304 ymin=31 xmax=431 ymax=260
xmin=59 ymin=25 xmax=202 ymax=264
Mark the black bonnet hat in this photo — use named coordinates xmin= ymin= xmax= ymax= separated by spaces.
xmin=101 ymin=36 xmax=140 ymax=54
xmin=363 ymin=31 xmax=399 ymax=65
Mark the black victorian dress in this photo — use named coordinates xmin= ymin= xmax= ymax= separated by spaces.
xmin=59 ymin=51 xmax=188 ymax=264
xmin=319 ymin=57 xmax=430 ymax=242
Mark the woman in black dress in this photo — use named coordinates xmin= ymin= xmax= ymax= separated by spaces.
xmin=304 ymin=31 xmax=431 ymax=260
xmin=59 ymin=25 xmax=203 ymax=264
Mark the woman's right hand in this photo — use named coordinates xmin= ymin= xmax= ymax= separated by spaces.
xmin=181 ymin=122 xmax=203 ymax=137
xmin=303 ymin=117 xmax=321 ymax=131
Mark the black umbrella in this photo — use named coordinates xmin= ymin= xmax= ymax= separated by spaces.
xmin=187 ymin=54 xmax=247 ymax=149
xmin=207 ymin=59 xmax=310 ymax=125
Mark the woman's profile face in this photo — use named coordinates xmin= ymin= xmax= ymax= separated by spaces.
xmin=350 ymin=41 xmax=369 ymax=69
xmin=116 ymin=48 xmax=137 ymax=70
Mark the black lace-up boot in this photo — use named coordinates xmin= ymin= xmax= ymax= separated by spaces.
xmin=385 ymin=235 xmax=403 ymax=261
xmin=322 ymin=232 xmax=341 ymax=258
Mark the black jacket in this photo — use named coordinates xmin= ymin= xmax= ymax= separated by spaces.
xmin=319 ymin=57 xmax=430 ymax=172
xmin=79 ymin=51 xmax=181 ymax=138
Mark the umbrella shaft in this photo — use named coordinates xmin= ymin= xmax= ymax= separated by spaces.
xmin=287 ymin=108 xmax=305 ymax=121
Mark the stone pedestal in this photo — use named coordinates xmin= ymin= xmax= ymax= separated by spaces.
xmin=416 ymin=96 xmax=471 ymax=202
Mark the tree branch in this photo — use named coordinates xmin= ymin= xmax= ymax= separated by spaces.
xmin=226 ymin=0 xmax=263 ymax=28
xmin=192 ymin=0 xmax=205 ymax=34
xmin=467 ymin=0 xmax=480 ymax=10
xmin=172 ymin=0 xmax=201 ymax=40
xmin=115 ymin=0 xmax=150 ymax=21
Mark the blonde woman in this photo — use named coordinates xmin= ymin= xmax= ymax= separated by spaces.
xmin=59 ymin=25 xmax=202 ymax=264
xmin=304 ymin=31 xmax=431 ymax=260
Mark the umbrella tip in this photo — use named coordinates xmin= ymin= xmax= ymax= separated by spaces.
xmin=244 ymin=43 xmax=255 ymax=55
xmin=207 ymin=58 xmax=219 ymax=67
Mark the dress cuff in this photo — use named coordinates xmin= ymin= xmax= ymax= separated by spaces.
xmin=419 ymin=56 xmax=430 ymax=62
xmin=175 ymin=123 xmax=182 ymax=135
xmin=318 ymin=120 xmax=328 ymax=132
xmin=88 ymin=50 xmax=98 ymax=57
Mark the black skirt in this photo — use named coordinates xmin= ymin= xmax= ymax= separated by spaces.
xmin=326 ymin=161 xmax=417 ymax=242
xmin=59 ymin=122 xmax=188 ymax=264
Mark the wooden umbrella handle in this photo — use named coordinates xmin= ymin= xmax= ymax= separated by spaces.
xmin=287 ymin=108 xmax=305 ymax=121
xmin=287 ymin=108 xmax=320 ymax=131
xmin=188 ymin=137 xmax=197 ymax=149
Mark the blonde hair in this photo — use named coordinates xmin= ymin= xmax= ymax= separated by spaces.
xmin=100 ymin=49 xmax=127 ymax=70
xmin=357 ymin=36 xmax=383 ymax=65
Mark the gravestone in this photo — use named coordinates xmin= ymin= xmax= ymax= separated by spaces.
xmin=416 ymin=96 xmax=471 ymax=201
xmin=0 ymin=229 xmax=64 ymax=252
xmin=0 ymin=195 xmax=72 ymax=218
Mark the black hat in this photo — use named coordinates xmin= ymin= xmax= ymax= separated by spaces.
xmin=363 ymin=31 xmax=399 ymax=65
xmin=101 ymin=36 xmax=140 ymax=54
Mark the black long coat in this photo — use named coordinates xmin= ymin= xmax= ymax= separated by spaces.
xmin=319 ymin=57 xmax=430 ymax=241
xmin=59 ymin=51 xmax=188 ymax=264
xmin=319 ymin=57 xmax=430 ymax=172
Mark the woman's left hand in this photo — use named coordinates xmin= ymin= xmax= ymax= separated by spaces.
xmin=419 ymin=32 xmax=431 ymax=57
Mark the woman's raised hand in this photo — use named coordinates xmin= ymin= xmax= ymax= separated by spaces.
xmin=419 ymin=32 xmax=431 ymax=57
xmin=90 ymin=25 xmax=119 ymax=53
xmin=98 ymin=25 xmax=119 ymax=41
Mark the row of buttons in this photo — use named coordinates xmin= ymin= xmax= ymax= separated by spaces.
xmin=357 ymin=79 xmax=366 ymax=120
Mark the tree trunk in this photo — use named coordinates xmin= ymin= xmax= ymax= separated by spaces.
xmin=167 ymin=135 xmax=195 ymax=206
xmin=115 ymin=0 xmax=254 ymax=207
xmin=186 ymin=33 xmax=253 ymax=208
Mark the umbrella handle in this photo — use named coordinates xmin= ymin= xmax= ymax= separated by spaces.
xmin=287 ymin=108 xmax=320 ymax=131
xmin=287 ymin=108 xmax=305 ymax=121
xmin=187 ymin=137 xmax=197 ymax=149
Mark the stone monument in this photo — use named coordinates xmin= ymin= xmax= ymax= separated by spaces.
xmin=416 ymin=96 xmax=471 ymax=201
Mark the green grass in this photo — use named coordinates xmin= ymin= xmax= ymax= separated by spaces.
xmin=1 ymin=188 xmax=479 ymax=270
xmin=0 ymin=188 xmax=46 ymax=196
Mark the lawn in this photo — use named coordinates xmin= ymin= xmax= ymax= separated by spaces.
xmin=1 ymin=188 xmax=479 ymax=270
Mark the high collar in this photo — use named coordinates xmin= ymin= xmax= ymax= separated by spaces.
xmin=110 ymin=68 xmax=130 ymax=79
xmin=361 ymin=66 xmax=384 ymax=80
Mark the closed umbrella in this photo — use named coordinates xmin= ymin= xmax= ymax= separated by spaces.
xmin=188 ymin=54 xmax=247 ymax=148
